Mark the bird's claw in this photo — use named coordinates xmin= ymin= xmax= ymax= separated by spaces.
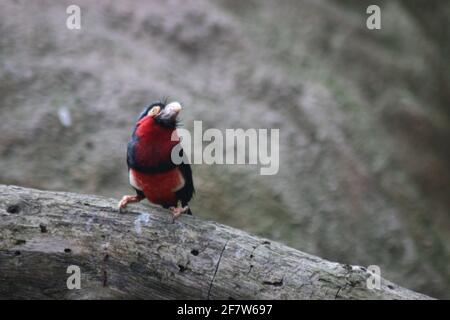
xmin=118 ymin=197 xmax=129 ymax=212
xmin=169 ymin=205 xmax=189 ymax=223
xmin=118 ymin=195 xmax=141 ymax=212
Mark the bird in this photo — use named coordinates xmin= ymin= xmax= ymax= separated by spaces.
xmin=118 ymin=100 xmax=194 ymax=222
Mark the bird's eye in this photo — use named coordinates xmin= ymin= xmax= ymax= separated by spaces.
xmin=147 ymin=106 xmax=161 ymax=117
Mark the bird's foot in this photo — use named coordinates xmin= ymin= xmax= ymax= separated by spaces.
xmin=169 ymin=203 xmax=189 ymax=223
xmin=118 ymin=195 xmax=142 ymax=212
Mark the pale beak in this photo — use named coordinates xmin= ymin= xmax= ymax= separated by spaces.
xmin=165 ymin=101 xmax=182 ymax=118
xmin=166 ymin=101 xmax=182 ymax=113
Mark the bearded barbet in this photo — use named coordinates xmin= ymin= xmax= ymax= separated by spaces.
xmin=118 ymin=101 xmax=194 ymax=222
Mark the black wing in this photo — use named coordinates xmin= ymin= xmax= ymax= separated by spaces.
xmin=176 ymin=162 xmax=195 ymax=205
xmin=176 ymin=148 xmax=195 ymax=214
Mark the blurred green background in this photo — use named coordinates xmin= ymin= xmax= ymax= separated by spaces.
xmin=0 ymin=0 xmax=449 ymax=298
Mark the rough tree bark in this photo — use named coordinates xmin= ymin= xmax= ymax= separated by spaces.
xmin=0 ymin=185 xmax=432 ymax=300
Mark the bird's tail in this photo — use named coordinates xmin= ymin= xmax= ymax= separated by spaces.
xmin=186 ymin=207 xmax=193 ymax=215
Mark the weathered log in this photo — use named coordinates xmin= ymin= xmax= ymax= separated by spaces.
xmin=0 ymin=185 xmax=432 ymax=299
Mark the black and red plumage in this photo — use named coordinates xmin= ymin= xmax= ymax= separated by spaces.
xmin=118 ymin=101 xmax=194 ymax=221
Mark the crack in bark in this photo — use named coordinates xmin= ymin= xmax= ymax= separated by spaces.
xmin=246 ymin=243 xmax=260 ymax=275
xmin=262 ymin=277 xmax=284 ymax=287
xmin=102 ymin=253 xmax=109 ymax=287
xmin=207 ymin=240 xmax=229 ymax=300
xmin=335 ymin=286 xmax=343 ymax=299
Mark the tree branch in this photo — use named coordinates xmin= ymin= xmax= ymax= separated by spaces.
xmin=0 ymin=185 xmax=432 ymax=299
